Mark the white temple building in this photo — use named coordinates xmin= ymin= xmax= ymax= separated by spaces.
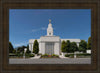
xmin=29 ymin=20 xmax=81 ymax=55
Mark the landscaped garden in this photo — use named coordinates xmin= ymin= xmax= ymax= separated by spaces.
xmin=41 ymin=54 xmax=59 ymax=58
xmin=9 ymin=37 xmax=91 ymax=59
xmin=9 ymin=53 xmax=34 ymax=59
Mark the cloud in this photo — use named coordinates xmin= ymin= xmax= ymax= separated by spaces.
xmin=41 ymin=27 xmax=46 ymax=30
xmin=32 ymin=29 xmax=40 ymax=32
xmin=15 ymin=43 xmax=24 ymax=47
xmin=14 ymin=41 xmax=28 ymax=47
xmin=32 ymin=27 xmax=46 ymax=32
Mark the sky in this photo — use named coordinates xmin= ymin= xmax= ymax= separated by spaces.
xmin=9 ymin=9 xmax=91 ymax=48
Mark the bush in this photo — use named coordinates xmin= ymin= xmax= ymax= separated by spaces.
xmin=25 ymin=53 xmax=34 ymax=57
xmin=76 ymin=53 xmax=91 ymax=56
xmin=65 ymin=54 xmax=74 ymax=58
xmin=65 ymin=54 xmax=70 ymax=57
xmin=41 ymin=54 xmax=48 ymax=57
xmin=9 ymin=53 xmax=17 ymax=57
xmin=41 ymin=54 xmax=59 ymax=58
xmin=52 ymin=54 xmax=58 ymax=56
xmin=13 ymin=49 xmax=16 ymax=53
xmin=16 ymin=53 xmax=23 ymax=57
xmin=52 ymin=54 xmax=59 ymax=57
xmin=29 ymin=54 xmax=34 ymax=57
xmin=43 ymin=54 xmax=48 ymax=56
xmin=70 ymin=54 xmax=74 ymax=57
xmin=38 ymin=53 xmax=42 ymax=55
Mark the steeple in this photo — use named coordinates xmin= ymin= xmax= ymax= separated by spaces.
xmin=47 ymin=19 xmax=53 ymax=36
xmin=49 ymin=19 xmax=51 ymax=23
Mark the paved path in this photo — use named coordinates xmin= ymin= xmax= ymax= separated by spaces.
xmin=9 ymin=58 xmax=91 ymax=64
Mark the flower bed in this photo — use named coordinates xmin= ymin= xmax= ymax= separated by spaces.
xmin=41 ymin=54 xmax=59 ymax=58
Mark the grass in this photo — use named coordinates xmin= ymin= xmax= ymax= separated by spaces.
xmin=65 ymin=53 xmax=91 ymax=58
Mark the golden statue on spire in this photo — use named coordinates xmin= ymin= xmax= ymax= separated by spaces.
xmin=49 ymin=19 xmax=51 ymax=23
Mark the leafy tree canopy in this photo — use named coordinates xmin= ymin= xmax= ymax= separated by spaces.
xmin=79 ymin=40 xmax=87 ymax=53
xmin=70 ymin=42 xmax=78 ymax=53
xmin=17 ymin=46 xmax=27 ymax=53
xmin=66 ymin=40 xmax=71 ymax=53
xmin=33 ymin=40 xmax=39 ymax=54
xmin=87 ymin=37 xmax=91 ymax=49
xmin=9 ymin=42 xmax=14 ymax=53
xmin=26 ymin=44 xmax=31 ymax=54
xmin=61 ymin=40 xmax=66 ymax=52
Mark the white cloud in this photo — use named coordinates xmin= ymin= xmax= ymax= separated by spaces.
xmin=14 ymin=41 xmax=28 ymax=47
xmin=41 ymin=27 xmax=46 ymax=30
xmin=32 ymin=29 xmax=40 ymax=32
xmin=32 ymin=27 xmax=46 ymax=32
xmin=15 ymin=43 xmax=23 ymax=47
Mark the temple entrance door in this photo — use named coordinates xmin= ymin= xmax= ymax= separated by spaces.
xmin=45 ymin=42 xmax=54 ymax=55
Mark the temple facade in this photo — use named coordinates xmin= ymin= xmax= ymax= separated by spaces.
xmin=29 ymin=20 xmax=81 ymax=55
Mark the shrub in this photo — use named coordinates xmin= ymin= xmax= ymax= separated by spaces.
xmin=41 ymin=54 xmax=48 ymax=57
xmin=65 ymin=54 xmax=74 ymax=58
xmin=25 ymin=53 xmax=34 ymax=57
xmin=65 ymin=54 xmax=70 ymax=57
xmin=76 ymin=53 xmax=91 ymax=56
xmin=38 ymin=53 xmax=42 ymax=55
xmin=70 ymin=54 xmax=74 ymax=56
xmin=52 ymin=54 xmax=59 ymax=57
xmin=12 ymin=49 xmax=16 ymax=53
xmin=29 ymin=54 xmax=34 ymax=57
xmin=44 ymin=54 xmax=48 ymax=56
xmin=9 ymin=53 xmax=17 ymax=57
xmin=41 ymin=54 xmax=59 ymax=58
xmin=16 ymin=53 xmax=23 ymax=57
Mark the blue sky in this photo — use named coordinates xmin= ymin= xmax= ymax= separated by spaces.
xmin=9 ymin=9 xmax=91 ymax=48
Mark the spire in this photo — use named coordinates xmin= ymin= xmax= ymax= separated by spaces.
xmin=47 ymin=19 xmax=53 ymax=36
xmin=49 ymin=19 xmax=51 ymax=23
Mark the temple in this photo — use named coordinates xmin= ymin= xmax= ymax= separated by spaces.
xmin=29 ymin=19 xmax=81 ymax=55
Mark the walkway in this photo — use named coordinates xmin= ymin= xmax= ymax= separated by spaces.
xmin=9 ymin=58 xmax=91 ymax=64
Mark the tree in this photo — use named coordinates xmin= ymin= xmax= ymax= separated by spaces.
xmin=33 ymin=40 xmax=39 ymax=54
xmin=87 ymin=37 xmax=91 ymax=49
xmin=13 ymin=49 xmax=16 ymax=53
xmin=26 ymin=44 xmax=31 ymax=54
xmin=70 ymin=42 xmax=78 ymax=53
xmin=9 ymin=42 xmax=14 ymax=53
xmin=79 ymin=40 xmax=87 ymax=53
xmin=17 ymin=46 xmax=27 ymax=53
xmin=66 ymin=40 xmax=71 ymax=53
xmin=61 ymin=40 xmax=67 ymax=52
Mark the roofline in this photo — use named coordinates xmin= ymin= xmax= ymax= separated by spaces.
xmin=40 ymin=36 xmax=60 ymax=37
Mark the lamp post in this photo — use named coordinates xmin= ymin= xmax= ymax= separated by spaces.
xmin=23 ymin=48 xmax=27 ymax=59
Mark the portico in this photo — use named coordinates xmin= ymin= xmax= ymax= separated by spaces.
xmin=39 ymin=36 xmax=61 ymax=55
